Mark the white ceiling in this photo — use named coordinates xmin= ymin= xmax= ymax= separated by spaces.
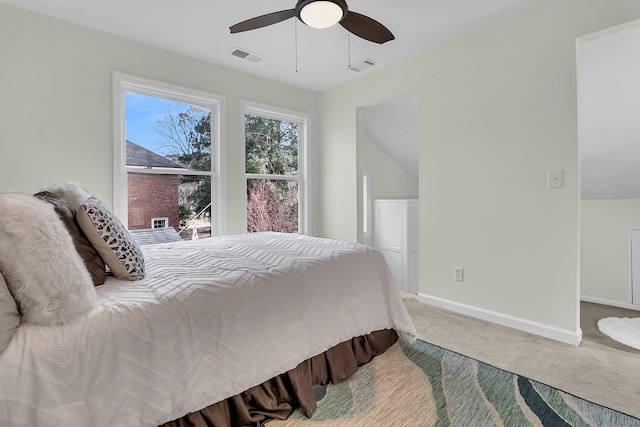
xmin=578 ymin=21 xmax=640 ymax=199
xmin=1 ymin=0 xmax=542 ymax=92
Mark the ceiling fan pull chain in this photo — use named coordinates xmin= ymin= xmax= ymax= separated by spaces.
xmin=347 ymin=32 xmax=351 ymax=68
xmin=295 ymin=18 xmax=299 ymax=73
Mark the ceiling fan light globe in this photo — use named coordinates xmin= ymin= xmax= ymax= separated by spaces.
xmin=300 ymin=1 xmax=344 ymax=29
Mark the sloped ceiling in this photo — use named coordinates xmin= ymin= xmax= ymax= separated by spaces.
xmin=363 ymin=93 xmax=420 ymax=183
xmin=579 ymin=21 xmax=640 ymax=199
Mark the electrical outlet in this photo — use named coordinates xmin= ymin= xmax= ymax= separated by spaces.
xmin=454 ymin=267 xmax=464 ymax=281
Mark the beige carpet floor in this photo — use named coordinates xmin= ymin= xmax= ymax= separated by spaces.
xmin=402 ymin=295 xmax=640 ymax=419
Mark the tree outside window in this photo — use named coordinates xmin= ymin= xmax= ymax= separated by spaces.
xmin=245 ymin=113 xmax=303 ymax=233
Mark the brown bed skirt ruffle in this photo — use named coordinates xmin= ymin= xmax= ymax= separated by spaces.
xmin=161 ymin=329 xmax=399 ymax=427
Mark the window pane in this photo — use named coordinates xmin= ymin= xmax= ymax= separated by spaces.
xmin=128 ymin=172 xmax=211 ymax=240
xmin=126 ymin=92 xmax=212 ymax=172
xmin=178 ymin=175 xmax=212 ymax=240
xmin=246 ymin=179 xmax=298 ymax=233
xmin=245 ymin=114 xmax=298 ymax=176
xmin=152 ymin=218 xmax=168 ymax=229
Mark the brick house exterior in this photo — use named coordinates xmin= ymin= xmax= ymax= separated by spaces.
xmin=126 ymin=141 xmax=186 ymax=232
xmin=128 ymin=174 xmax=181 ymax=231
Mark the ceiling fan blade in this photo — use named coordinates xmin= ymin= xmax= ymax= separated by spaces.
xmin=339 ymin=11 xmax=395 ymax=44
xmin=230 ymin=9 xmax=297 ymax=33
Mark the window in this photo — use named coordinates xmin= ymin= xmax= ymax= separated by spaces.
xmin=152 ymin=218 xmax=168 ymax=229
xmin=242 ymin=102 xmax=309 ymax=234
xmin=113 ymin=72 xmax=226 ymax=239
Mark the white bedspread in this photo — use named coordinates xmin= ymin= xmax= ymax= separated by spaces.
xmin=0 ymin=233 xmax=417 ymax=426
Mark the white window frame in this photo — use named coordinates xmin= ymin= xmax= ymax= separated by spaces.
xmin=151 ymin=217 xmax=169 ymax=229
xmin=112 ymin=71 xmax=227 ymax=235
xmin=241 ymin=101 xmax=310 ymax=235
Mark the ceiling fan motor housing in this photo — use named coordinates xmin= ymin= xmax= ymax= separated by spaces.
xmin=296 ymin=0 xmax=348 ymax=27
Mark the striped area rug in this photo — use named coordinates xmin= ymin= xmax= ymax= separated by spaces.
xmin=267 ymin=339 xmax=640 ymax=426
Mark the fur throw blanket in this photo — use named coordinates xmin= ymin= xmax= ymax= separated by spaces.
xmin=0 ymin=192 xmax=97 ymax=325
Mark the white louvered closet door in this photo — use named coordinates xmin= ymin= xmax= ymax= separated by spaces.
xmin=373 ymin=200 xmax=419 ymax=294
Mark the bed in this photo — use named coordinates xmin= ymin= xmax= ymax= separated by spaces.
xmin=0 ymin=186 xmax=417 ymax=427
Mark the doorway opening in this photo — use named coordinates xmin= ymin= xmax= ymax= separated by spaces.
xmin=356 ymin=92 xmax=420 ymax=293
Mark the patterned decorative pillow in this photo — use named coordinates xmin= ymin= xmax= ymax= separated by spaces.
xmin=77 ymin=197 xmax=145 ymax=281
xmin=34 ymin=191 xmax=107 ymax=286
xmin=0 ymin=192 xmax=98 ymax=326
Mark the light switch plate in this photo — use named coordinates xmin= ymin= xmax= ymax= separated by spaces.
xmin=548 ymin=170 xmax=563 ymax=188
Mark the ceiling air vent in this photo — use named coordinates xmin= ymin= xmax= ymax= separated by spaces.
xmin=230 ymin=48 xmax=266 ymax=63
xmin=349 ymin=58 xmax=377 ymax=72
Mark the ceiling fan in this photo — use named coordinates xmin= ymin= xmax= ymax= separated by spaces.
xmin=229 ymin=0 xmax=395 ymax=44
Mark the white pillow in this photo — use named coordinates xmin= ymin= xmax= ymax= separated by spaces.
xmin=39 ymin=182 xmax=94 ymax=211
xmin=0 ymin=192 xmax=98 ymax=326
xmin=0 ymin=273 xmax=20 ymax=353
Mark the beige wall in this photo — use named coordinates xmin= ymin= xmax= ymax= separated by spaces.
xmin=317 ymin=0 xmax=640 ymax=337
xmin=0 ymin=3 xmax=319 ymax=235
xmin=581 ymin=199 xmax=640 ymax=303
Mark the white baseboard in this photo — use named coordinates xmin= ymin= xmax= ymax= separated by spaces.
xmin=417 ymin=293 xmax=582 ymax=346
xmin=580 ymin=295 xmax=640 ymax=312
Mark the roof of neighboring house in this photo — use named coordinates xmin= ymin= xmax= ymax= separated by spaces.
xmin=129 ymin=228 xmax=183 ymax=245
xmin=126 ymin=140 xmax=186 ymax=169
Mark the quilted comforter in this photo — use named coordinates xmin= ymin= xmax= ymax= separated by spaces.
xmin=0 ymin=232 xmax=417 ymax=426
